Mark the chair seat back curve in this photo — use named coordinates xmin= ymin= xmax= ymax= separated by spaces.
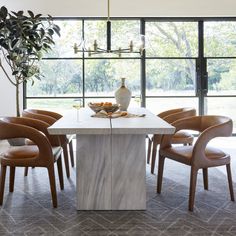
xmin=157 ymin=115 xmax=234 ymax=211
xmin=147 ymin=107 xmax=196 ymax=174
xmin=22 ymin=109 xmax=74 ymax=178
xmin=0 ymin=117 xmax=64 ymax=208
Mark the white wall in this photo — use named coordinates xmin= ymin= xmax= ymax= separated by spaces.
xmin=0 ymin=67 xmax=22 ymax=117
xmin=1 ymin=0 xmax=236 ymax=17
xmin=0 ymin=0 xmax=236 ymax=116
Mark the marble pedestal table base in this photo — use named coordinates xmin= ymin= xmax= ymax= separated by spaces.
xmin=76 ymin=134 xmax=146 ymax=210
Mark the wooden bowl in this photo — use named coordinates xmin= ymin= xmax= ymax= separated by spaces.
xmin=88 ymin=103 xmax=119 ymax=113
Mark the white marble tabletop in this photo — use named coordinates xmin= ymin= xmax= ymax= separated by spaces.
xmin=48 ymin=107 xmax=175 ymax=135
xmin=111 ymin=107 xmax=175 ymax=134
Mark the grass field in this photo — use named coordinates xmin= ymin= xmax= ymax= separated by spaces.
xmin=27 ymin=95 xmax=236 ymax=131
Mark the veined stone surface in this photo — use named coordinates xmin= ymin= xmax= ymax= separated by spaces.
xmin=112 ymin=134 xmax=146 ymax=210
xmin=76 ymin=135 xmax=111 ymax=210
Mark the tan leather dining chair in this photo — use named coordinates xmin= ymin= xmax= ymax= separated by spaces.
xmin=148 ymin=107 xmax=196 ymax=174
xmin=157 ymin=115 xmax=234 ymax=211
xmin=0 ymin=117 xmax=64 ymax=208
xmin=24 ymin=109 xmax=74 ymax=167
xmin=22 ymin=109 xmax=72 ymax=178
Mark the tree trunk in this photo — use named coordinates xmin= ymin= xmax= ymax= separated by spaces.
xmin=16 ymin=82 xmax=20 ymax=117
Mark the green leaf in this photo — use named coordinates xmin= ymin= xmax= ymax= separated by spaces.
xmin=35 ymin=14 xmax=42 ymax=19
xmin=0 ymin=22 xmax=5 ymax=29
xmin=40 ymin=28 xmax=45 ymax=37
xmin=17 ymin=10 xmax=24 ymax=16
xmin=48 ymin=28 xmax=54 ymax=36
xmin=11 ymin=39 xmax=18 ymax=48
xmin=0 ymin=6 xmax=8 ymax=19
xmin=53 ymin=24 xmax=61 ymax=36
xmin=27 ymin=10 xmax=34 ymax=18
xmin=12 ymin=70 xmax=19 ymax=75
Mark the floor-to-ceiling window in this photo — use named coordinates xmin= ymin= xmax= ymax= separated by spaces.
xmin=24 ymin=17 xmax=236 ymax=131
xmin=204 ymin=21 xmax=236 ymax=125
xmin=145 ymin=21 xmax=199 ymax=114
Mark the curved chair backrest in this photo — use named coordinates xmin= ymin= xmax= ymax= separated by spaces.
xmin=158 ymin=107 xmax=196 ymax=124
xmin=3 ymin=116 xmax=61 ymax=147
xmin=22 ymin=109 xmax=66 ymax=144
xmin=24 ymin=109 xmax=62 ymax=120
xmin=0 ymin=118 xmax=54 ymax=166
xmin=22 ymin=110 xmax=57 ymax=125
xmin=161 ymin=115 xmax=233 ymax=165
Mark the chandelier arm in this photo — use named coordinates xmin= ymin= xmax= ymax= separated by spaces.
xmin=96 ymin=48 xmax=107 ymax=52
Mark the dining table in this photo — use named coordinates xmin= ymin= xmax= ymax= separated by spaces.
xmin=48 ymin=107 xmax=175 ymax=210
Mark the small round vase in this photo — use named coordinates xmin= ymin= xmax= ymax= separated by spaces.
xmin=115 ymin=78 xmax=132 ymax=111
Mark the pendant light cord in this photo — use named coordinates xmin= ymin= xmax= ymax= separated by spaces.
xmin=107 ymin=0 xmax=110 ymax=21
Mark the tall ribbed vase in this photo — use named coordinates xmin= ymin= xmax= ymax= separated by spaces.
xmin=115 ymin=78 xmax=132 ymax=111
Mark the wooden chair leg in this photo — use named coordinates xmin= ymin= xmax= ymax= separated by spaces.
xmin=24 ymin=167 xmax=28 ymax=176
xmin=69 ymin=141 xmax=74 ymax=167
xmin=151 ymin=137 xmax=158 ymax=174
xmin=9 ymin=166 xmax=15 ymax=192
xmin=0 ymin=165 xmax=7 ymax=205
xmin=202 ymin=168 xmax=208 ymax=190
xmin=189 ymin=167 xmax=198 ymax=211
xmin=157 ymin=154 xmax=165 ymax=194
xmin=63 ymin=145 xmax=70 ymax=178
xmin=57 ymin=156 xmax=64 ymax=190
xmin=47 ymin=166 xmax=58 ymax=208
xmin=226 ymin=163 xmax=235 ymax=201
xmin=147 ymin=136 xmax=152 ymax=164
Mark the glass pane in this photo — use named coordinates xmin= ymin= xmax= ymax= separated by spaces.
xmin=84 ymin=20 xmax=107 ymax=57
xmin=205 ymin=97 xmax=236 ymax=131
xmin=84 ymin=59 xmax=140 ymax=97
xmin=146 ymin=22 xmax=198 ymax=57
xmin=146 ymin=59 xmax=196 ymax=96
xmin=111 ymin=20 xmax=141 ymax=57
xmin=84 ymin=20 xmax=141 ymax=58
xmin=44 ymin=20 xmax=83 ymax=58
xmin=204 ymin=22 xmax=236 ymax=57
xmin=146 ymin=97 xmax=198 ymax=115
xmin=26 ymin=60 xmax=83 ymax=97
xmin=207 ymin=59 xmax=236 ymax=95
xmin=26 ymin=98 xmax=81 ymax=114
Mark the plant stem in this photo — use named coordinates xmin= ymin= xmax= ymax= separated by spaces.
xmin=16 ymin=82 xmax=20 ymax=117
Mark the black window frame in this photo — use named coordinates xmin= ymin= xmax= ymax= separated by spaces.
xmin=24 ymin=16 xmax=236 ymax=118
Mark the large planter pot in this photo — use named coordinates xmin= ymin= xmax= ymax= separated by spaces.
xmin=115 ymin=78 xmax=132 ymax=111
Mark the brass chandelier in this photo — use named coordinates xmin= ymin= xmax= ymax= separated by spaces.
xmin=73 ymin=0 xmax=145 ymax=57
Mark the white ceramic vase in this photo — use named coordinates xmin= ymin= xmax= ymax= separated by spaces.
xmin=115 ymin=78 xmax=132 ymax=111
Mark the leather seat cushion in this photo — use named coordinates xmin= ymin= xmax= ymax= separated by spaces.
xmin=3 ymin=145 xmax=39 ymax=159
xmin=1 ymin=145 xmax=62 ymax=161
xmin=160 ymin=145 xmax=227 ymax=165
xmin=171 ymin=131 xmax=194 ymax=144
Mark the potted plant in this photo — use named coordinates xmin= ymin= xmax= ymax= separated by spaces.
xmin=0 ymin=6 xmax=60 ymax=116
